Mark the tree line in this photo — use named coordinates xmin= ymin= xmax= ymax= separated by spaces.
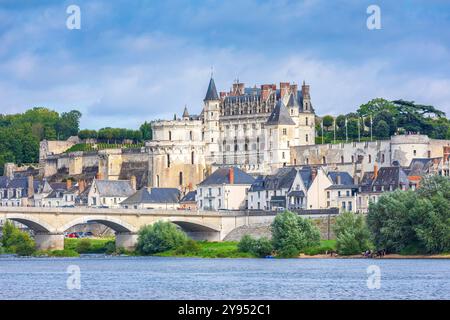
xmin=317 ymin=98 xmax=450 ymax=143
xmin=78 ymin=122 xmax=152 ymax=144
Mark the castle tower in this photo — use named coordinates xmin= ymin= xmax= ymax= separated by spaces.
xmin=203 ymin=77 xmax=221 ymax=164
xmin=298 ymin=81 xmax=315 ymax=146
xmin=265 ymin=100 xmax=296 ymax=172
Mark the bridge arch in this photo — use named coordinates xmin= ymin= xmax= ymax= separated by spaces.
xmin=169 ymin=219 xmax=221 ymax=241
xmin=1 ymin=214 xmax=55 ymax=233
xmin=59 ymin=216 xmax=137 ymax=234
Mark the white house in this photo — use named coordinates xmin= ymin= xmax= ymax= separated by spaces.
xmin=88 ymin=179 xmax=135 ymax=208
xmin=197 ymin=167 xmax=254 ymax=211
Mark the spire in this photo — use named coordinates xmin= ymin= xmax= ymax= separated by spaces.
xmin=204 ymin=77 xmax=219 ymax=101
xmin=266 ymin=100 xmax=296 ymax=126
xmin=182 ymin=105 xmax=189 ymax=119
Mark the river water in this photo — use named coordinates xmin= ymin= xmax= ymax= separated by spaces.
xmin=0 ymin=256 xmax=448 ymax=300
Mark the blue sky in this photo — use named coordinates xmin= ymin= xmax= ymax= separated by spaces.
xmin=1 ymin=0 xmax=449 ymax=129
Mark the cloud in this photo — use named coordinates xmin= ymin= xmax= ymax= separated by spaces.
xmin=0 ymin=0 xmax=449 ymax=130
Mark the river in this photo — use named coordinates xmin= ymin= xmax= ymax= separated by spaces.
xmin=0 ymin=256 xmax=448 ymax=300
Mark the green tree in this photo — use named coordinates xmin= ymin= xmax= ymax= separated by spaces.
xmin=140 ymin=121 xmax=152 ymax=140
xmin=136 ymin=221 xmax=187 ymax=255
xmin=1 ymin=220 xmax=35 ymax=256
xmin=271 ymin=211 xmax=320 ymax=257
xmin=322 ymin=115 xmax=334 ymax=131
xmin=238 ymin=235 xmax=273 ymax=257
xmin=334 ymin=211 xmax=373 ymax=255
xmin=374 ymin=120 xmax=390 ymax=139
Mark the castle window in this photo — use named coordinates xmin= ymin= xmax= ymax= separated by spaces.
xmin=322 ymin=156 xmax=326 ymax=164
xmin=189 ymin=131 xmax=193 ymax=140
xmin=179 ymin=172 xmax=183 ymax=186
xmin=167 ymin=154 xmax=171 ymax=168
xmin=368 ymin=155 xmax=372 ymax=163
xmin=381 ymin=154 xmax=385 ymax=163
xmin=306 ymin=158 xmax=309 ymax=165
xmin=169 ymin=131 xmax=172 ymax=141
xmin=191 ymin=151 xmax=195 ymax=165
xmin=341 ymin=156 xmax=344 ymax=164
xmin=306 ymin=117 xmax=308 ymax=126
xmin=156 ymin=175 xmax=160 ymax=187
xmin=282 ymin=152 xmax=285 ymax=159
xmin=306 ymin=134 xmax=309 ymax=142
xmin=413 ymin=150 xmax=417 ymax=156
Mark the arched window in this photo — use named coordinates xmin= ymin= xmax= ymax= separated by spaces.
xmin=341 ymin=156 xmax=344 ymax=164
xmin=191 ymin=151 xmax=195 ymax=165
xmin=368 ymin=155 xmax=372 ymax=163
xmin=179 ymin=172 xmax=183 ymax=186
xmin=167 ymin=154 xmax=171 ymax=168
xmin=322 ymin=156 xmax=326 ymax=164
xmin=156 ymin=175 xmax=160 ymax=187
xmin=189 ymin=131 xmax=193 ymax=140
xmin=169 ymin=131 xmax=172 ymax=141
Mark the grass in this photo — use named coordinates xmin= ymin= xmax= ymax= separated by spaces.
xmin=64 ymin=143 xmax=144 ymax=153
xmin=64 ymin=237 xmax=115 ymax=254
xmin=301 ymin=240 xmax=337 ymax=256
xmin=155 ymin=241 xmax=256 ymax=258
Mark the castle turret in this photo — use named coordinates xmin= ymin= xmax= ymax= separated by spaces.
xmin=203 ymin=77 xmax=221 ymax=163
xmin=265 ymin=100 xmax=296 ymax=171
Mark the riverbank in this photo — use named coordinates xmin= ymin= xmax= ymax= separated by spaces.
xmin=3 ymin=238 xmax=448 ymax=259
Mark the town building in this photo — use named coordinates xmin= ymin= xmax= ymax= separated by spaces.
xmin=179 ymin=190 xmax=197 ymax=210
xmin=196 ymin=167 xmax=254 ymax=211
xmin=121 ymin=187 xmax=181 ymax=209
xmin=88 ymin=179 xmax=135 ymax=208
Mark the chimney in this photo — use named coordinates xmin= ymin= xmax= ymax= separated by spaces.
xmin=290 ymin=84 xmax=298 ymax=96
xmin=27 ymin=175 xmax=34 ymax=198
xmin=261 ymin=84 xmax=272 ymax=101
xmin=373 ymin=163 xmax=379 ymax=179
xmin=311 ymin=167 xmax=317 ymax=182
xmin=280 ymin=82 xmax=290 ymax=98
xmin=229 ymin=168 xmax=234 ymax=185
xmin=66 ymin=179 xmax=72 ymax=190
xmin=220 ymin=92 xmax=227 ymax=99
xmin=96 ymin=172 xmax=103 ymax=180
xmin=302 ymin=81 xmax=310 ymax=98
xmin=78 ymin=180 xmax=85 ymax=193
xmin=188 ymin=182 xmax=193 ymax=191
xmin=130 ymin=175 xmax=137 ymax=191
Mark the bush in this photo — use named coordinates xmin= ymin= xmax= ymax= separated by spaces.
xmin=136 ymin=221 xmax=187 ymax=255
xmin=174 ymin=239 xmax=201 ymax=255
xmin=271 ymin=211 xmax=321 ymax=257
xmin=334 ymin=211 xmax=373 ymax=255
xmin=48 ymin=249 xmax=79 ymax=257
xmin=367 ymin=179 xmax=450 ymax=254
xmin=76 ymin=238 xmax=92 ymax=253
xmin=237 ymin=235 xmax=256 ymax=253
xmin=238 ymin=235 xmax=273 ymax=257
xmin=251 ymin=237 xmax=273 ymax=257
xmin=1 ymin=220 xmax=35 ymax=256
xmin=104 ymin=241 xmax=116 ymax=255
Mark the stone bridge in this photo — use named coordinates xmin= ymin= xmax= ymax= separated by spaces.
xmin=0 ymin=207 xmax=276 ymax=250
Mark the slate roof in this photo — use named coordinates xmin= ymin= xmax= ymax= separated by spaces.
xmin=199 ymin=167 xmax=255 ymax=186
xmin=286 ymin=93 xmax=300 ymax=108
xmin=266 ymin=100 xmax=296 ymax=126
xmin=0 ymin=176 xmax=8 ymax=188
xmin=121 ymin=187 xmax=181 ymax=205
xmin=248 ymin=167 xmax=297 ymax=192
xmin=298 ymin=167 xmax=314 ymax=189
xmin=328 ymin=172 xmax=354 ymax=185
xmin=372 ymin=166 xmax=409 ymax=188
xmin=182 ymin=106 xmax=189 ymax=118
xmin=287 ymin=190 xmax=305 ymax=197
xmin=94 ymin=180 xmax=135 ymax=197
xmin=407 ymin=158 xmax=441 ymax=176
xmin=180 ymin=190 xmax=197 ymax=203
xmin=204 ymin=77 xmax=219 ymax=101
